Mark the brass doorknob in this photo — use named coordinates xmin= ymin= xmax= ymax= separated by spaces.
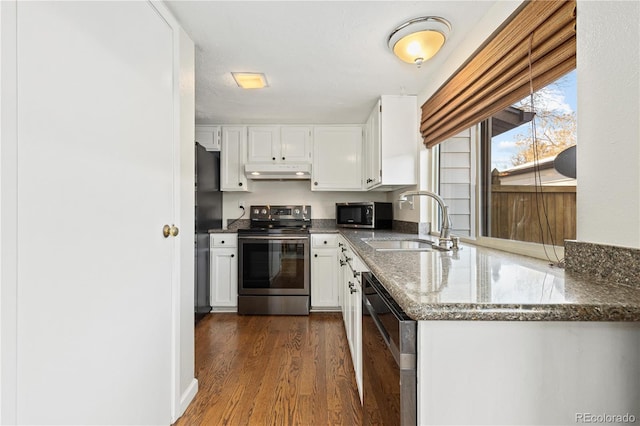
xmin=162 ymin=224 xmax=180 ymax=238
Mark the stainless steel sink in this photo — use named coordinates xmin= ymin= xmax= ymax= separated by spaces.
xmin=363 ymin=239 xmax=436 ymax=251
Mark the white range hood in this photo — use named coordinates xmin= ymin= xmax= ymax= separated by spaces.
xmin=244 ymin=163 xmax=311 ymax=180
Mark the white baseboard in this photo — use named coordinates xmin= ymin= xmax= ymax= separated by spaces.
xmin=310 ymin=307 xmax=341 ymax=312
xmin=177 ymin=378 xmax=198 ymax=419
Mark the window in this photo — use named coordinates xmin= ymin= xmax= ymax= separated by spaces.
xmin=425 ymin=0 xmax=576 ymax=259
xmin=481 ymin=70 xmax=577 ymax=246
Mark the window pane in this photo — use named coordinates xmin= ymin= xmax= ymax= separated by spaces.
xmin=483 ymin=70 xmax=577 ymax=245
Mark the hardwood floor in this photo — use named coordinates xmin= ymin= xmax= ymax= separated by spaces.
xmin=174 ymin=313 xmax=363 ymax=426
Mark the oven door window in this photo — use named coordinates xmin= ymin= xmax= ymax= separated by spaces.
xmin=240 ymin=239 xmax=309 ymax=295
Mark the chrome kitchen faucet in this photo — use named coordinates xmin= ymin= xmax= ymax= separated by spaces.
xmin=398 ymin=190 xmax=459 ymax=250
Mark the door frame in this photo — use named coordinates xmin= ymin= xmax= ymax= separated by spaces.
xmin=0 ymin=1 xmax=195 ymax=423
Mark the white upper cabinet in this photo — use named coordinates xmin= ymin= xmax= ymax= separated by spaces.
xmin=247 ymin=126 xmax=279 ymax=163
xmin=364 ymin=95 xmax=418 ymax=190
xmin=221 ymin=126 xmax=251 ymax=191
xmin=280 ymin=126 xmax=312 ymax=163
xmin=195 ymin=125 xmax=221 ymax=151
xmin=312 ymin=126 xmax=363 ymax=191
xmin=247 ymin=125 xmax=311 ymax=164
xmin=364 ymin=101 xmax=381 ymax=189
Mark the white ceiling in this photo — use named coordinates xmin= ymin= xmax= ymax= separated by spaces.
xmin=165 ymin=1 xmax=500 ymax=125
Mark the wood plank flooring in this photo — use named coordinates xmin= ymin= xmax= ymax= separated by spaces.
xmin=174 ymin=313 xmax=362 ymax=426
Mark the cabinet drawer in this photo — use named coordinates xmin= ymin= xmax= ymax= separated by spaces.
xmin=210 ymin=234 xmax=238 ymax=248
xmin=311 ymin=234 xmax=339 ymax=248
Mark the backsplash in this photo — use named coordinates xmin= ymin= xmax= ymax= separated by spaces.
xmin=564 ymin=240 xmax=640 ymax=289
xmin=221 ymin=180 xmax=389 ymax=225
xmin=226 ymin=219 xmax=250 ymax=231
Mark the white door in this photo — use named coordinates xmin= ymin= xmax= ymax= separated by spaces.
xmin=10 ymin=2 xmax=175 ymax=424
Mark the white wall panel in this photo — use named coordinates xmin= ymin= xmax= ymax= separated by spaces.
xmin=577 ymin=1 xmax=640 ymax=248
xmin=418 ymin=321 xmax=640 ymax=425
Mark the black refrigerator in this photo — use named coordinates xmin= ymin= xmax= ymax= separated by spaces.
xmin=195 ymin=142 xmax=223 ymax=322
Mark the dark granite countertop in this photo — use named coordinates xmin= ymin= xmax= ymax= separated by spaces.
xmin=338 ymin=229 xmax=640 ymax=322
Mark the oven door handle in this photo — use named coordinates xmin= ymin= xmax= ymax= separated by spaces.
xmin=238 ymin=235 xmax=309 ymax=241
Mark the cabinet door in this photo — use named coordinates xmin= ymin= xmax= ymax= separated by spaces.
xmin=311 ymin=248 xmax=339 ymax=309
xmin=210 ymin=248 xmax=238 ymax=308
xmin=378 ymin=95 xmax=418 ymax=186
xmin=247 ymin=126 xmax=279 ymax=163
xmin=195 ymin=125 xmax=221 ymax=151
xmin=221 ymin=126 xmax=250 ymax=191
xmin=312 ymin=126 xmax=363 ymax=191
xmin=365 ymin=102 xmax=381 ymax=189
xmin=281 ymin=126 xmax=311 ymax=163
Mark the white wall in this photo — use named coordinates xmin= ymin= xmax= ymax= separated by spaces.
xmin=0 ymin=2 xmax=19 ymax=423
xmin=177 ymin=26 xmax=198 ymax=418
xmin=577 ymin=1 xmax=640 ymax=248
xmin=222 ymin=181 xmax=388 ymax=226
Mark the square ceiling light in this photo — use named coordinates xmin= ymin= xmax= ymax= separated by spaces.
xmin=232 ymin=72 xmax=268 ymax=89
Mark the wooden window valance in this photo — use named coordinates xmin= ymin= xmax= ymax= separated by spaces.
xmin=420 ymin=0 xmax=576 ymax=149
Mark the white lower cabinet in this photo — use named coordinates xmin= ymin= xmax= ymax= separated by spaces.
xmin=417 ymin=322 xmax=640 ymax=425
xmin=310 ymin=234 xmax=340 ymax=310
xmin=210 ymin=233 xmax=238 ymax=310
xmin=338 ymin=236 xmax=365 ymax=402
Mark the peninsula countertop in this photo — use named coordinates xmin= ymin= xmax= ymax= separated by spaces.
xmin=335 ymin=229 xmax=640 ymax=322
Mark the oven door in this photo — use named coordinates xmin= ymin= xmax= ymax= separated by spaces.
xmin=238 ymin=236 xmax=310 ymax=295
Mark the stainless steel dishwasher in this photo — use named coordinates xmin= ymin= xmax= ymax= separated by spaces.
xmin=362 ymin=272 xmax=417 ymax=426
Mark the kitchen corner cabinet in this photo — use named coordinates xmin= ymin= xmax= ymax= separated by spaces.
xmin=221 ymin=126 xmax=252 ymax=192
xmin=247 ymin=126 xmax=311 ymax=164
xmin=364 ymin=95 xmax=418 ymax=190
xmin=310 ymin=234 xmax=340 ymax=310
xmin=312 ymin=126 xmax=363 ymax=191
xmin=195 ymin=125 xmax=221 ymax=151
xmin=210 ymin=234 xmax=238 ymax=310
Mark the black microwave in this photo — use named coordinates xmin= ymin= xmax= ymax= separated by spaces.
xmin=335 ymin=202 xmax=393 ymax=229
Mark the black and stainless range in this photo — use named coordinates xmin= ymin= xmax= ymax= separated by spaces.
xmin=237 ymin=205 xmax=311 ymax=315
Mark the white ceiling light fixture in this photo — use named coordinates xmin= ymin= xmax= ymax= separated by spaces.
xmin=388 ymin=16 xmax=451 ymax=67
xmin=232 ymin=72 xmax=268 ymax=89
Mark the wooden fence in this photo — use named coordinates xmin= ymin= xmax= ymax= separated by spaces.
xmin=490 ymin=185 xmax=576 ymax=245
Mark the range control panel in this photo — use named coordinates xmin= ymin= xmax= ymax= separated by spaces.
xmin=249 ymin=205 xmax=311 ymax=221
